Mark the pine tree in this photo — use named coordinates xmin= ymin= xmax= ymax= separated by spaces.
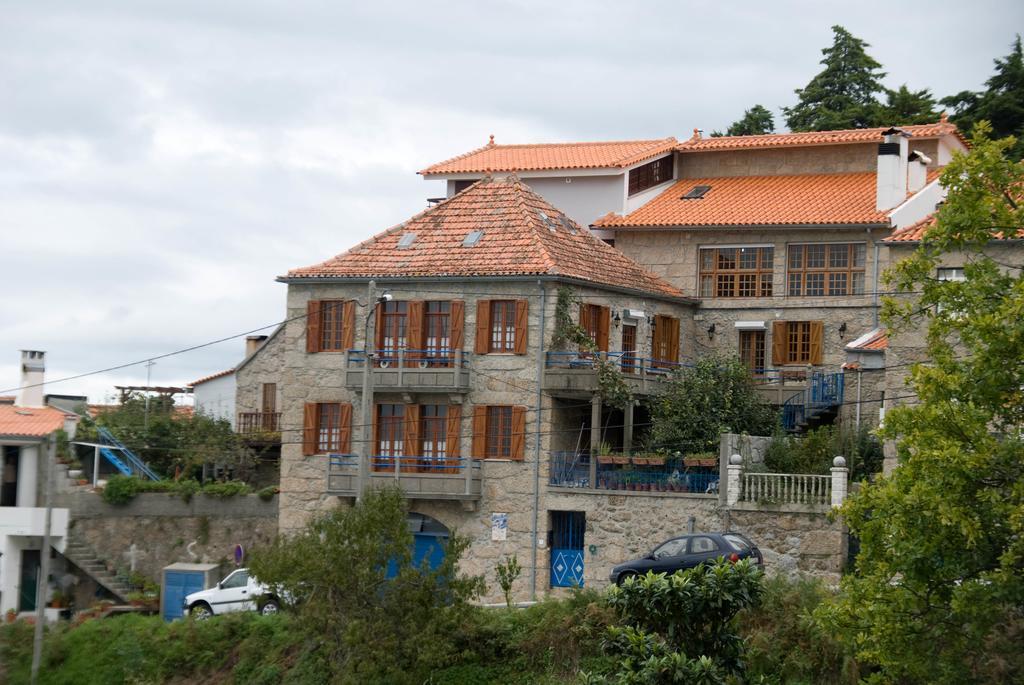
xmin=784 ymin=26 xmax=887 ymax=131
xmin=942 ymin=35 xmax=1024 ymax=159
xmin=723 ymin=104 xmax=776 ymax=136
xmin=882 ymin=85 xmax=938 ymax=125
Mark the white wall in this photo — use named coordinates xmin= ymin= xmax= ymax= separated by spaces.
xmin=514 ymin=174 xmax=625 ymax=227
xmin=193 ymin=373 xmax=237 ymax=427
xmin=0 ymin=507 xmax=69 ymax=614
xmin=16 ymin=444 xmax=38 ymax=508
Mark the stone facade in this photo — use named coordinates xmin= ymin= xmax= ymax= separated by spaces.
xmin=235 ymin=325 xmax=285 ymax=418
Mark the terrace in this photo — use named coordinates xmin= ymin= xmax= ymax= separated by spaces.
xmin=341 ymin=349 xmax=472 ymax=393
xmin=326 ymin=454 xmax=482 ymax=503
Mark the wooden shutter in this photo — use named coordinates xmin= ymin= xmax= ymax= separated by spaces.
xmin=579 ymin=304 xmax=591 ymax=352
xmin=302 ymin=403 xmax=317 ymax=456
xmin=809 ymin=321 xmax=824 ymax=365
xmin=374 ymin=302 xmax=384 ymax=352
xmin=450 ymin=300 xmax=465 ymax=354
xmin=513 ymin=299 xmax=529 ymax=355
xmin=403 ymin=404 xmax=420 ymax=468
xmin=771 ymin=321 xmax=787 ymax=366
xmin=666 ymin=316 xmax=680 ymax=364
xmin=475 ymin=300 xmax=491 ymax=354
xmin=407 ymin=301 xmax=424 ymax=365
xmin=446 ymin=408 xmax=461 ymax=473
xmin=341 ymin=300 xmax=356 ymax=351
xmin=511 ymin=406 xmax=527 ymax=460
xmin=306 ymin=301 xmax=322 ymax=353
xmin=596 ymin=306 xmax=610 ymax=353
xmin=471 ymin=406 xmax=487 ymax=459
xmin=338 ymin=403 xmax=353 ymax=454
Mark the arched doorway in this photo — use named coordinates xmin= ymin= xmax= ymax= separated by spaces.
xmin=385 ymin=512 xmax=449 ymax=578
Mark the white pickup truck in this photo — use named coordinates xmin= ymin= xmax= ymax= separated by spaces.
xmin=183 ymin=568 xmax=281 ymax=619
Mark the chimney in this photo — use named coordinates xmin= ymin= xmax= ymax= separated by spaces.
xmin=245 ymin=335 xmax=268 ymax=358
xmin=17 ymin=350 xmax=46 ymax=407
xmin=876 ymin=128 xmax=910 ymax=211
xmin=907 ymin=150 xmax=932 ymax=193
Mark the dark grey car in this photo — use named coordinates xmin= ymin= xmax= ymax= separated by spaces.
xmin=608 ymin=532 xmax=763 ymax=585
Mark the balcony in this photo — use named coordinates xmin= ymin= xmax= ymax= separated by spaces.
xmin=542 ymin=352 xmax=680 ymax=397
xmin=343 ymin=349 xmax=471 ymax=393
xmin=236 ymin=412 xmax=282 ymax=443
xmin=326 ymin=454 xmax=482 ymax=502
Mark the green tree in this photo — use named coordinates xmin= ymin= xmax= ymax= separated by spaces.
xmin=714 ymin=104 xmax=775 ymax=137
xmin=882 ymin=84 xmax=939 ymax=125
xmin=942 ymin=35 xmax=1024 ymax=159
xmin=819 ymin=125 xmax=1024 ymax=683
xmin=647 ymin=355 xmax=778 ymax=455
xmin=595 ymin=561 xmax=764 ymax=684
xmin=784 ymin=25 xmax=887 ymax=131
xmin=248 ymin=487 xmax=484 ymax=683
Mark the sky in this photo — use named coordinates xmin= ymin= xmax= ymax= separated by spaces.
xmin=1 ymin=0 xmax=1021 ymax=403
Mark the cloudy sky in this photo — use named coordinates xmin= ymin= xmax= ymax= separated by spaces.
xmin=2 ymin=1 xmax=1020 ymax=403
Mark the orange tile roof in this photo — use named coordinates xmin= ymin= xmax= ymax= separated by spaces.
xmin=678 ymin=121 xmax=965 ymax=153
xmin=884 ymin=214 xmax=936 ymax=243
xmin=595 ymin=172 xmax=890 ymax=228
xmin=419 ymin=138 xmax=677 ymax=175
xmin=285 ymin=176 xmax=688 ymax=300
xmin=189 ymin=368 xmax=235 ymax=387
xmin=0 ymin=405 xmax=68 ymax=438
xmin=846 ymin=328 xmax=888 ymax=352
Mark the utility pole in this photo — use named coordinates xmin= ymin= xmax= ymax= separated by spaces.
xmin=143 ymin=359 xmax=155 ymax=434
xmin=357 ymin=280 xmax=377 ymax=500
xmin=30 ymin=436 xmax=54 ymax=684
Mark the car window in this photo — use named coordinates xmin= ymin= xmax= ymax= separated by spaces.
xmin=724 ymin=534 xmax=750 ymax=552
xmin=652 ymin=538 xmax=687 ymax=559
xmin=221 ymin=570 xmax=249 ymax=589
xmin=689 ymin=537 xmax=719 ymax=554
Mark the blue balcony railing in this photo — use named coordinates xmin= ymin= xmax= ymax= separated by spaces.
xmin=548 ymin=452 xmax=720 ymax=494
xmin=781 ymin=371 xmax=845 ymax=431
xmin=346 ymin=348 xmax=471 ymax=368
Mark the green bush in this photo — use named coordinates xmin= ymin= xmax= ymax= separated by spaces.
xmin=100 ymin=474 xmax=142 ymax=504
xmin=256 ymin=485 xmax=279 ymax=501
xmin=765 ymin=424 xmax=883 ymax=479
xmin=100 ymin=476 xmax=254 ymax=505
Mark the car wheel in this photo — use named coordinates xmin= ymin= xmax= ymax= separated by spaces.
xmin=259 ymin=599 xmax=280 ymax=616
xmin=190 ymin=603 xmax=213 ymax=620
xmin=616 ymin=571 xmax=637 ymax=586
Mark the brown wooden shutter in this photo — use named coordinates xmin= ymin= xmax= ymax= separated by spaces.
xmin=374 ymin=302 xmax=384 ymax=352
xmin=446 ymin=408 xmax=461 ymax=473
xmin=579 ymin=304 xmax=591 ymax=352
xmin=306 ymin=301 xmax=322 ymax=353
xmin=302 ymin=403 xmax=318 ymax=456
xmin=511 ymin=406 xmax=527 ymax=460
xmin=403 ymin=404 xmax=420 ymax=468
xmin=513 ymin=300 xmax=529 ymax=355
xmin=471 ymin=406 xmax=487 ymax=458
xmin=474 ymin=300 xmax=491 ymax=354
xmin=597 ymin=306 xmax=610 ymax=353
xmin=450 ymin=300 xmax=465 ymax=354
xmin=771 ymin=321 xmax=787 ymax=366
xmin=407 ymin=301 xmax=424 ymax=365
xmin=338 ymin=403 xmax=353 ymax=454
xmin=666 ymin=316 xmax=680 ymax=364
xmin=809 ymin=321 xmax=824 ymax=365
xmin=341 ymin=300 xmax=356 ymax=351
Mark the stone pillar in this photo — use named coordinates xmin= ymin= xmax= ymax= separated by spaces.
xmin=17 ymin=444 xmax=39 ymax=508
xmin=623 ymin=401 xmax=634 ymax=454
xmin=831 ymin=456 xmax=849 ymax=507
xmin=588 ymin=396 xmax=601 ymax=488
xmin=726 ymin=453 xmax=742 ymax=506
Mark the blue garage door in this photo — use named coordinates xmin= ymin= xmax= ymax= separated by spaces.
xmin=164 ymin=571 xmax=206 ymax=621
xmin=386 ymin=513 xmax=449 ymax=578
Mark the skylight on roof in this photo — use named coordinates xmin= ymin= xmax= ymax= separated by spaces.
xmin=397 ymin=232 xmax=416 ymax=249
xmin=462 ymin=230 xmax=484 ymax=247
xmin=681 ymin=185 xmax=711 ymax=200
xmin=536 ymin=209 xmax=559 ymax=233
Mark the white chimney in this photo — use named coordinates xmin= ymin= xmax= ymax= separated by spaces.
xmin=876 ymin=128 xmax=910 ymax=211
xmin=907 ymin=150 xmax=932 ymax=194
xmin=245 ymin=335 xmax=268 ymax=358
xmin=17 ymin=350 xmax=46 ymax=407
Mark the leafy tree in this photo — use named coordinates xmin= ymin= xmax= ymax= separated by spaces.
xmin=248 ymin=487 xmax=484 ymax=684
xmin=765 ymin=423 xmax=883 ymax=480
xmin=882 ymin=84 xmax=939 ymax=125
xmin=819 ymin=125 xmax=1024 ymax=683
xmin=593 ymin=561 xmax=764 ymax=684
xmin=942 ymin=35 xmax=1024 ymax=159
xmin=647 ymin=355 xmax=778 ymax=455
xmin=712 ymin=105 xmax=776 ymax=137
xmin=784 ymin=26 xmax=887 ymax=131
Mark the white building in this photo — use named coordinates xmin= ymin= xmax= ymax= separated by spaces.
xmin=189 ymin=368 xmax=236 ymax=427
xmin=0 ymin=351 xmax=75 ymax=616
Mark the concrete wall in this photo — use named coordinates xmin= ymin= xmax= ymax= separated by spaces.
xmin=0 ymin=507 xmax=70 ymax=614
xmin=57 ymin=492 xmax=278 ymax=585
xmin=193 ymin=373 xmax=236 ymax=427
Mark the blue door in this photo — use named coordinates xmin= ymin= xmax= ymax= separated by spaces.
xmin=550 ymin=511 xmax=586 ymax=588
xmin=164 ymin=571 xmax=206 ymax=621
xmin=386 ymin=532 xmax=448 ymax=578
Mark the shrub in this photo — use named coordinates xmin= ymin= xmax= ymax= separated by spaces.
xmin=765 ymin=424 xmax=882 ymax=479
xmin=495 ymin=555 xmax=522 ymax=609
xmin=100 ymin=474 xmax=142 ymax=504
xmin=100 ymin=476 xmax=254 ymax=505
xmin=256 ymin=485 xmax=279 ymax=501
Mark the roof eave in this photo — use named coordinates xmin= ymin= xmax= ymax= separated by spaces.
xmin=599 ymin=221 xmax=891 ymax=231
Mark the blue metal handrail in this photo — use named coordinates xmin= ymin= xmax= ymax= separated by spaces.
xmin=328 ymin=454 xmax=473 ymax=473
xmin=781 ymin=371 xmax=845 ymax=430
xmin=548 ymin=451 xmax=720 ymax=494
xmin=346 ymin=349 xmax=471 ymax=367
xmin=97 ymin=427 xmax=161 ymax=481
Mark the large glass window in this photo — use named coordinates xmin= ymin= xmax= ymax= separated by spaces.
xmin=377 ymin=301 xmax=408 ymax=358
xmin=787 ymin=243 xmax=866 ymax=296
xmin=424 ymin=301 xmax=452 ymax=365
xmin=320 ymin=300 xmax=347 ymax=351
xmin=485 ymin=406 xmax=513 ymax=459
xmin=317 ymin=403 xmax=343 ymax=453
xmin=739 ymin=330 xmax=766 ymax=374
xmin=419 ymin=405 xmax=449 ymax=470
xmin=699 ymin=247 xmax=774 ymax=297
xmin=489 ymin=301 xmax=516 ymax=352
xmin=627 ymin=156 xmax=674 ymax=196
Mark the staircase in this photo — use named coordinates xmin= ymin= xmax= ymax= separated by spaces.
xmin=97 ymin=427 xmax=161 ymax=481
xmin=782 ymin=371 xmax=845 ymax=432
xmin=62 ymin=531 xmax=133 ymax=602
